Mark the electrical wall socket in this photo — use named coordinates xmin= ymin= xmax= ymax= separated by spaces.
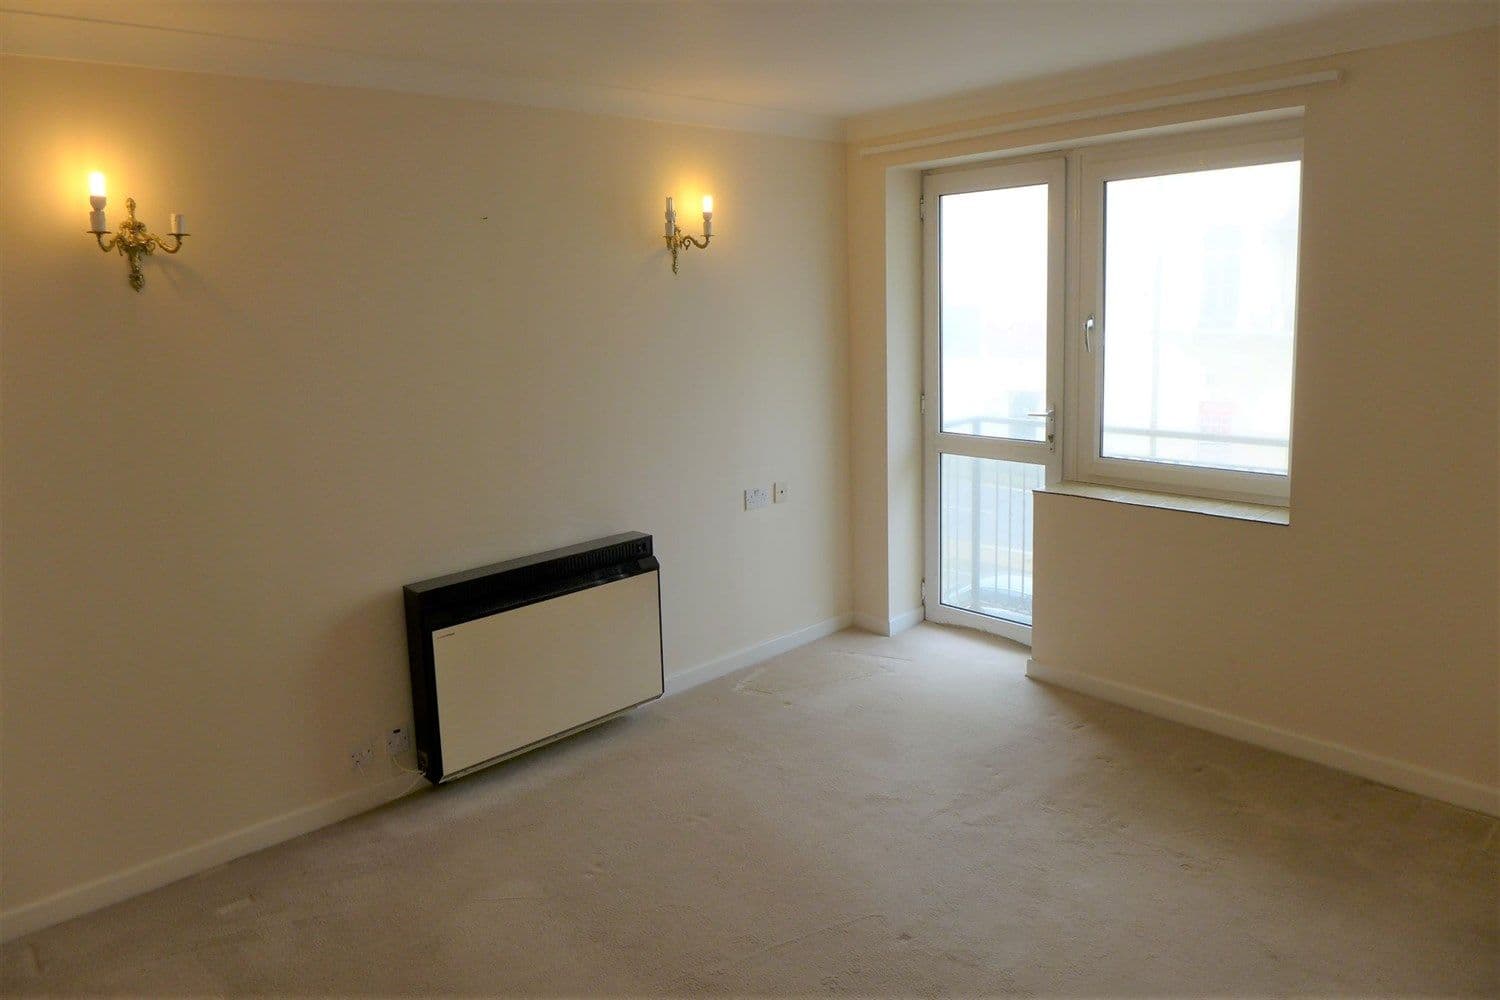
xmin=773 ymin=482 xmax=788 ymax=503
xmin=386 ymin=727 xmax=411 ymax=756
xmin=744 ymin=486 xmax=771 ymax=510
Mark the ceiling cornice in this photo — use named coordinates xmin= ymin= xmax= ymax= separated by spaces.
xmin=0 ymin=8 xmax=844 ymax=142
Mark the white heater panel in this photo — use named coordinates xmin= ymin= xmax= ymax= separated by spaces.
xmin=430 ymin=571 xmax=661 ymax=777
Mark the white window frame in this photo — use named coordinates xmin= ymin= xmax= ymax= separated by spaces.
xmin=1065 ymin=121 xmax=1303 ymax=506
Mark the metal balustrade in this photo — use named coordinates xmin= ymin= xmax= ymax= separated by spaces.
xmin=939 ymin=415 xmax=1286 ymax=623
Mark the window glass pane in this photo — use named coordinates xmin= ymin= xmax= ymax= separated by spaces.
xmin=940 ymin=185 xmax=1048 ymax=441
xmin=940 ymin=455 xmax=1044 ymax=624
xmin=1101 ymin=160 xmax=1300 ymax=475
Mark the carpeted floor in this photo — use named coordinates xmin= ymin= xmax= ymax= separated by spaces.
xmin=3 ymin=623 xmax=1496 ymax=996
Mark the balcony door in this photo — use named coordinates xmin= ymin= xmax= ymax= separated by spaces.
xmin=922 ymin=158 xmax=1065 ymax=645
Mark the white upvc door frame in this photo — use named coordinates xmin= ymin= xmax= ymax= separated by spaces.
xmin=921 ymin=157 xmax=1067 ymax=647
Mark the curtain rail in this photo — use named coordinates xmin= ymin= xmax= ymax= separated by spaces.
xmin=857 ymin=70 xmax=1341 ymax=158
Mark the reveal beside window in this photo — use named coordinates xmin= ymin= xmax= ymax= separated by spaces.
xmin=1071 ymin=129 xmax=1302 ymax=505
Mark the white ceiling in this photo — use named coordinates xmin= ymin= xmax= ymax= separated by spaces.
xmin=3 ymin=1 xmax=1496 ymax=138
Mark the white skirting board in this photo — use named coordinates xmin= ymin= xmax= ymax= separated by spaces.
xmin=1025 ymin=658 xmax=1500 ymax=818
xmin=0 ymin=772 xmax=423 ymax=943
xmin=1 ymin=612 xmax=855 ymax=943
xmin=663 ymin=613 xmax=853 ymax=696
xmin=852 ymin=607 xmax=923 ymax=637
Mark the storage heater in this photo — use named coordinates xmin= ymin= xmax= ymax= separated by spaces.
xmin=403 ymin=532 xmax=664 ymax=784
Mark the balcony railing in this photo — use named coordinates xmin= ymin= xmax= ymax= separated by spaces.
xmin=940 ymin=447 xmax=1041 ymax=625
xmin=939 ymin=415 xmax=1286 ymax=625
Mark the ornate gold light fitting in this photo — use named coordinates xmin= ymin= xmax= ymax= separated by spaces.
xmin=664 ymin=194 xmax=713 ymax=274
xmin=86 ymin=173 xmax=188 ymax=291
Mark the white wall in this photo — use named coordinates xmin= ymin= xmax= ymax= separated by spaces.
xmin=848 ymin=28 xmax=1498 ymax=811
xmin=0 ymin=55 xmax=851 ymax=921
xmin=845 ymin=164 xmax=923 ymax=635
xmin=1031 ymin=28 xmax=1497 ymax=810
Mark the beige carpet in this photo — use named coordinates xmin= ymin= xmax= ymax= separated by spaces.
xmin=3 ymin=624 xmax=1496 ymax=996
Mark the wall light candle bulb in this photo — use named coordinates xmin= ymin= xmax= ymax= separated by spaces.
xmin=88 ymin=171 xmax=107 ymax=212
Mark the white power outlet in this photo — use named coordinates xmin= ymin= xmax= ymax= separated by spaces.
xmin=350 ymin=744 xmax=376 ymax=771
xmin=386 ymin=727 xmax=411 ymax=756
xmin=744 ymin=486 xmax=771 ymax=510
xmin=773 ymin=482 xmax=789 ymax=503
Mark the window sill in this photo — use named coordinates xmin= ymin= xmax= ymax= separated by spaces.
xmin=1040 ymin=481 xmax=1289 ymax=525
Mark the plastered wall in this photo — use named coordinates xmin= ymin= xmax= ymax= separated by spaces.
xmin=847 ymin=28 xmax=1498 ymax=805
xmin=0 ymin=55 xmax=852 ymax=915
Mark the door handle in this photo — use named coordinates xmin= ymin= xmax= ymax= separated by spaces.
xmin=1026 ymin=407 xmax=1056 ymax=445
xmin=1084 ymin=312 xmax=1096 ymax=353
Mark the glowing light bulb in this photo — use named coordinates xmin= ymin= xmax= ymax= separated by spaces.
xmin=87 ymin=171 xmax=108 ymax=231
xmin=701 ymin=195 xmax=713 ymax=215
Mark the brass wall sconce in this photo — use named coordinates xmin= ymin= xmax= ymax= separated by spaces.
xmin=664 ymin=195 xmax=713 ymax=274
xmin=86 ymin=173 xmax=188 ymax=291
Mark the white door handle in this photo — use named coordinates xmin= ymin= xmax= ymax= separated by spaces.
xmin=1026 ymin=407 xmax=1056 ymax=444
